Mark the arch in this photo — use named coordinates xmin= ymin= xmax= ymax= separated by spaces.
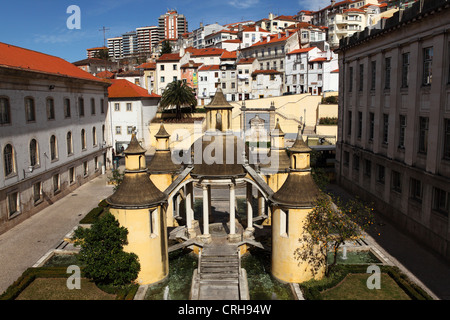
xmin=166 ymin=177 xmax=196 ymax=204
xmin=81 ymin=129 xmax=86 ymax=150
xmin=50 ymin=135 xmax=58 ymax=160
xmin=29 ymin=138 xmax=39 ymax=167
xmin=66 ymin=131 xmax=73 ymax=155
xmin=0 ymin=96 xmax=11 ymax=125
xmin=92 ymin=126 xmax=97 ymax=146
xmin=241 ymin=177 xmax=271 ymax=201
xmin=25 ymin=96 xmax=36 ymax=122
xmin=46 ymin=97 xmax=55 ymax=120
xmin=3 ymin=143 xmax=15 ymax=176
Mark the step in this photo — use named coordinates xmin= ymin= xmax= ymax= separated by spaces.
xmin=200 ymin=274 xmax=239 ymax=281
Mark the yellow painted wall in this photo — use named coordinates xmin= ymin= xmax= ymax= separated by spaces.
xmin=271 ymin=207 xmax=325 ymax=283
xmin=111 ymin=206 xmax=169 ymax=285
xmin=150 ymin=173 xmax=179 ymax=227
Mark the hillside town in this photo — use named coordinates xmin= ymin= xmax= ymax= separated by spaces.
xmin=1 ymin=0 xmax=450 ymax=304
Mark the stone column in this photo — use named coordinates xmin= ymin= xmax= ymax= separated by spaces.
xmin=244 ymin=182 xmax=255 ymax=239
xmin=258 ymin=190 xmax=265 ymax=216
xmin=229 ymin=184 xmax=236 ymax=235
xmin=185 ymin=183 xmax=196 ymax=238
xmin=202 ymin=184 xmax=209 ymax=236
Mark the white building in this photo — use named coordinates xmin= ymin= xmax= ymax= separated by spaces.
xmin=0 ymin=42 xmax=110 ymax=234
xmin=190 ymin=23 xmax=223 ymax=49
xmin=155 ymin=53 xmax=189 ymax=95
xmin=106 ymin=79 xmax=161 ymax=152
xmin=285 ymin=46 xmax=339 ymax=95
xmin=197 ymin=65 xmax=220 ymax=105
xmin=251 ymin=70 xmax=283 ymax=98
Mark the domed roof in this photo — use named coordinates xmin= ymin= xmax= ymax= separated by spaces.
xmin=289 ymin=126 xmax=311 ymax=153
xmin=147 ymin=150 xmax=182 ymax=174
xmin=106 ymin=172 xmax=167 ymax=209
xmin=123 ymin=133 xmax=146 ymax=155
xmin=189 ymin=133 xmax=250 ymax=179
xmin=205 ymin=87 xmax=233 ymax=110
xmin=270 ymin=173 xmax=320 ymax=208
xmin=154 ymin=123 xmax=170 ymax=138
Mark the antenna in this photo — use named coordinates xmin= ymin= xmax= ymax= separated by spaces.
xmin=99 ymin=26 xmax=110 ymax=47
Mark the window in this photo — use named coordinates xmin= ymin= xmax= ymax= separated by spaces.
xmin=78 ymin=98 xmax=85 ymax=117
xmin=94 ymin=156 xmax=98 ymax=171
xmin=222 ymin=82 xmax=226 ymax=89
xmin=444 ymin=119 xmax=450 ymax=160
xmin=64 ymin=99 xmax=71 ymax=118
xmin=69 ymin=167 xmax=75 ymax=184
xmin=353 ymin=154 xmax=360 ymax=171
xmin=114 ymin=103 xmax=120 ymax=111
xmin=419 ymin=117 xmax=429 ymax=154
xmin=344 ymin=151 xmax=350 ymax=166
xmin=359 ymin=64 xmax=364 ymax=91
xmin=81 ymin=129 xmax=86 ymax=150
xmin=160 ymin=65 xmax=164 ymax=71
xmin=46 ymin=98 xmax=55 ymax=120
xmin=33 ymin=182 xmax=42 ymax=204
xmin=384 ymin=57 xmax=391 ymax=89
xmin=377 ymin=164 xmax=385 ymax=184
xmin=91 ymin=98 xmax=96 ymax=115
xmin=83 ymin=161 xmax=88 ymax=176
xmin=382 ymin=114 xmax=389 ymax=145
xmin=126 ymin=103 xmax=132 ymax=111
xmin=8 ymin=192 xmax=19 ymax=217
xmin=401 ymin=53 xmax=410 ymax=88
xmin=173 ymin=76 xmax=177 ymax=82
xmin=370 ymin=61 xmax=376 ymax=90
xmin=67 ymin=132 xmax=73 ymax=155
xmin=29 ymin=139 xmax=38 ymax=167
xmin=369 ymin=112 xmax=374 ymax=141
xmin=280 ymin=209 xmax=288 ymax=237
xmin=432 ymin=187 xmax=449 ymax=217
xmin=100 ymin=99 xmax=105 ymax=114
xmin=50 ymin=135 xmax=58 ymax=161
xmin=92 ymin=127 xmax=97 ymax=146
xmin=410 ymin=178 xmax=422 ymax=202
xmin=116 ymin=126 xmax=122 ymax=135
xmin=364 ymin=159 xmax=371 ymax=177
xmin=0 ymin=97 xmax=11 ymax=125
xmin=399 ymin=115 xmax=407 ymax=149
xmin=127 ymin=126 xmax=133 ymax=135
xmin=357 ymin=111 xmax=362 ymax=138
xmin=3 ymin=144 xmax=15 ymax=176
xmin=391 ymin=170 xmax=402 ymax=193
xmin=423 ymin=47 xmax=433 ymax=86
xmin=53 ymin=174 xmax=60 ymax=193
xmin=347 ymin=111 xmax=352 ymax=135
xmin=161 ymin=76 xmax=165 ymax=83
xmin=348 ymin=66 xmax=353 ymax=92
xmin=25 ymin=97 xmax=36 ymax=122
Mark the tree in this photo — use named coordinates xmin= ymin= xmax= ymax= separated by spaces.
xmin=160 ymin=40 xmax=172 ymax=55
xmin=73 ymin=212 xmax=140 ymax=286
xmin=295 ymin=194 xmax=374 ymax=277
xmin=93 ymin=48 xmax=110 ymax=61
xmin=160 ymin=80 xmax=197 ymax=120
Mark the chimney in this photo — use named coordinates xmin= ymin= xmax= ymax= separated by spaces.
xmin=331 ymin=0 xmax=335 ymax=6
xmin=238 ymin=24 xmax=243 ymax=32
xmin=267 ymin=35 xmax=270 ymax=42
xmin=200 ymin=22 xmax=203 ymax=28
xmin=256 ymin=26 xmax=259 ymax=32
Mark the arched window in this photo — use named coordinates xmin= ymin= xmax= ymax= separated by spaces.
xmin=29 ymin=139 xmax=38 ymax=167
xmin=64 ymin=98 xmax=71 ymax=118
xmin=3 ymin=144 xmax=14 ymax=176
xmin=67 ymin=132 xmax=73 ymax=155
xmin=102 ymin=125 xmax=105 ymax=143
xmin=92 ymin=127 xmax=97 ymax=146
xmin=81 ymin=129 xmax=86 ymax=150
xmin=50 ymin=135 xmax=58 ymax=160
xmin=0 ymin=97 xmax=11 ymax=125
xmin=25 ymin=97 xmax=36 ymax=122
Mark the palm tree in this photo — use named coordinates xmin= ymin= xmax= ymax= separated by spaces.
xmin=160 ymin=80 xmax=197 ymax=120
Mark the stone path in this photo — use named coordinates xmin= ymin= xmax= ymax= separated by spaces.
xmin=190 ymin=243 xmax=249 ymax=300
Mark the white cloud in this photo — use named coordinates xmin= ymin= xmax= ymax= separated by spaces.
xmin=228 ymin=0 xmax=260 ymax=9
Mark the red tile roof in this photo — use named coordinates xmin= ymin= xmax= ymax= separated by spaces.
xmin=220 ymin=51 xmax=237 ymax=59
xmin=198 ymin=65 xmax=220 ymax=71
xmin=331 ymin=69 xmax=339 ymax=73
xmin=186 ymin=48 xmax=227 ymax=57
xmin=274 ymin=15 xmax=297 ymax=21
xmin=108 ymin=79 xmax=160 ymax=99
xmin=96 ymin=70 xmax=115 ymax=79
xmin=249 ymin=32 xmax=294 ymax=48
xmin=0 ymin=42 xmax=106 ymax=83
xmin=309 ymin=57 xmax=328 ymax=62
xmin=287 ymin=47 xmax=317 ymax=55
xmin=157 ymin=53 xmax=181 ymax=62
xmin=237 ymin=58 xmax=256 ymax=64
xmin=136 ymin=62 xmax=156 ymax=69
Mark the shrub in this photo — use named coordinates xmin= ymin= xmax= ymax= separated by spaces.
xmin=319 ymin=117 xmax=338 ymax=125
xmin=322 ymin=95 xmax=338 ymax=104
xmin=79 ymin=206 xmax=104 ymax=224
xmin=73 ymin=212 xmax=140 ymax=287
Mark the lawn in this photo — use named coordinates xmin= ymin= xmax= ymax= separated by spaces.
xmin=321 ymin=273 xmax=412 ymax=300
xmin=15 ymin=278 xmax=116 ymax=300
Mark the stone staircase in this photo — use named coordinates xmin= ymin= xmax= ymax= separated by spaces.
xmin=190 ymin=244 xmax=249 ymax=300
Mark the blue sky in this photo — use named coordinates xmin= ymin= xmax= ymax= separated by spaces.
xmin=0 ymin=0 xmax=329 ymax=63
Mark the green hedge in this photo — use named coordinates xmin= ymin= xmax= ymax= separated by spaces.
xmin=0 ymin=266 xmax=138 ymax=300
xmin=299 ymin=265 xmax=433 ymax=300
xmin=80 ymin=200 xmax=110 ymax=224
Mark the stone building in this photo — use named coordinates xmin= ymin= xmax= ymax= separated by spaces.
xmin=335 ymin=0 xmax=450 ymax=261
xmin=0 ymin=42 xmax=110 ymax=234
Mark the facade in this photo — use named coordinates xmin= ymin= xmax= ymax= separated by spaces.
xmin=255 ymin=13 xmax=298 ymax=33
xmin=204 ymin=29 xmax=239 ymax=48
xmin=0 ymin=42 xmax=110 ymax=235
xmin=136 ymin=26 xmax=160 ymax=55
xmin=197 ymin=65 xmax=221 ymax=105
xmin=335 ymin=0 xmax=450 ymax=261
xmin=72 ymin=58 xmax=118 ymax=76
xmin=236 ymin=58 xmax=259 ymax=101
xmin=158 ymin=10 xmax=188 ymax=41
xmin=86 ymin=47 xmax=108 ymax=59
xmin=155 ymin=53 xmax=188 ymax=95
xmin=190 ymin=23 xmax=223 ymax=49
xmin=106 ymin=79 xmax=161 ymax=152
xmin=251 ymin=70 xmax=284 ymax=98
xmin=107 ymin=37 xmax=123 ymax=60
xmin=136 ymin=62 xmax=157 ymax=94
xmin=122 ymin=31 xmax=139 ymax=57
xmin=115 ymin=70 xmax=145 ymax=88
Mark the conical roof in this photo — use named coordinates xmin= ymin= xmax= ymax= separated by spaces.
xmin=155 ymin=123 xmax=170 ymax=138
xmin=147 ymin=150 xmax=182 ymax=174
xmin=123 ymin=133 xmax=146 ymax=155
xmin=106 ymin=172 xmax=167 ymax=209
xmin=205 ymin=87 xmax=233 ymax=109
xmin=271 ymin=118 xmax=285 ymax=136
xmin=270 ymin=172 xmax=320 ymax=208
xmin=289 ymin=125 xmax=311 ymax=153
